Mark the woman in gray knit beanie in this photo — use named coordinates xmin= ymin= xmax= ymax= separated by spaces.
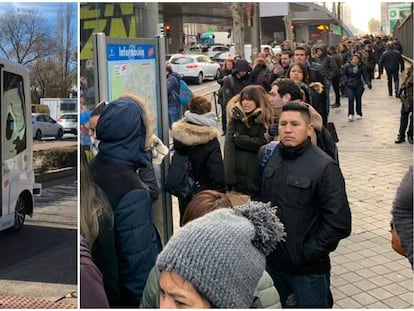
xmin=156 ymin=201 xmax=286 ymax=308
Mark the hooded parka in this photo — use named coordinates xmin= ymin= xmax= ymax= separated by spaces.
xmin=89 ymin=97 xmax=162 ymax=307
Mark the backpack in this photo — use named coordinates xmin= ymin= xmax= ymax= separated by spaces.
xmin=258 ymin=141 xmax=279 ymax=177
xmin=174 ymin=79 xmax=193 ymax=106
xmin=164 ymin=152 xmax=196 ymax=200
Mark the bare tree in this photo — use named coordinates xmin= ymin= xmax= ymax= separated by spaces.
xmin=55 ymin=4 xmax=77 ymax=96
xmin=230 ymin=3 xmax=246 ymax=58
xmin=0 ymin=8 xmax=53 ymax=65
xmin=30 ymin=4 xmax=77 ymax=101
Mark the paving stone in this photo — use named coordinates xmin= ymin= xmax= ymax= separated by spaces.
xmin=336 ymin=284 xmax=361 ymax=296
xmin=335 ymin=296 xmax=363 ymax=308
xmin=340 ymin=271 xmax=364 ymax=283
xmin=352 ymin=292 xmax=379 ymax=306
xmin=382 ymin=295 xmax=412 ymax=309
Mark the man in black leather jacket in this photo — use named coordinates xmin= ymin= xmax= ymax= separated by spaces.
xmin=255 ymin=103 xmax=351 ymax=308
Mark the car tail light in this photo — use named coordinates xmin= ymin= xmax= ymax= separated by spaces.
xmin=186 ymin=64 xmax=198 ymax=69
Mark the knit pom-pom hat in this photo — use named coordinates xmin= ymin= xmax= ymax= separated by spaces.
xmin=156 ymin=201 xmax=286 ymax=308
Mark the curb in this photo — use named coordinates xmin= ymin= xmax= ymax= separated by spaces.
xmin=35 ymin=167 xmax=77 ymax=183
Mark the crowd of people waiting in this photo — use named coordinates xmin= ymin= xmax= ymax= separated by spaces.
xmin=79 ymin=32 xmax=412 ymax=309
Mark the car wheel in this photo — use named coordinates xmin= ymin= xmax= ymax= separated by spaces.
xmin=56 ymin=129 xmax=63 ymax=140
xmin=9 ymin=197 xmax=26 ymax=232
xmin=35 ymin=129 xmax=42 ymax=141
xmin=197 ymin=72 xmax=203 ymax=85
xmin=214 ymin=69 xmax=221 ymax=80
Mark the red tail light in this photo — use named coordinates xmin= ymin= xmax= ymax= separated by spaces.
xmin=186 ymin=64 xmax=198 ymax=69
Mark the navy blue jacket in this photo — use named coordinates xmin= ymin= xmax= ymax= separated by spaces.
xmin=167 ymin=72 xmax=181 ymax=107
xmin=90 ymin=98 xmax=161 ymax=306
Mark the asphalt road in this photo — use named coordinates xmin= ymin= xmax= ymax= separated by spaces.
xmin=0 ymin=176 xmax=77 ymax=305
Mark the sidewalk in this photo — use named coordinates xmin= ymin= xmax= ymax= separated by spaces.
xmin=327 ymin=73 xmax=413 ymax=308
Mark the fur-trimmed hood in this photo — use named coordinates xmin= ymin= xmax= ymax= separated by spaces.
xmin=171 ymin=120 xmax=221 ymax=146
xmin=226 ymin=94 xmax=263 ymax=125
xmin=96 ymin=94 xmax=154 ymax=168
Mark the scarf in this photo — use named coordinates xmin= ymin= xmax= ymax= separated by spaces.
xmin=184 ymin=111 xmax=218 ymax=127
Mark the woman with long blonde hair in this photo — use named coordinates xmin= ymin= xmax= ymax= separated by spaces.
xmin=80 ymin=150 xmax=116 ymax=306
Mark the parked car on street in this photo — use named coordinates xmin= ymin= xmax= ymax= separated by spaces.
xmin=166 ymin=53 xmax=184 ymax=66
xmin=57 ymin=112 xmax=78 ymax=135
xmin=205 ymin=45 xmax=230 ymax=58
xmin=211 ymin=51 xmax=233 ymax=66
xmin=31 ymin=113 xmax=63 ymax=140
xmin=186 ymin=44 xmax=208 ymax=53
xmin=169 ymin=54 xmax=221 ymax=85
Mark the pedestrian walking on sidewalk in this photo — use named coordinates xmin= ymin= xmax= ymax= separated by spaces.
xmin=379 ymin=41 xmax=405 ymax=97
xmin=255 ymin=103 xmax=351 ymax=308
xmin=342 ymin=53 xmax=371 ymax=121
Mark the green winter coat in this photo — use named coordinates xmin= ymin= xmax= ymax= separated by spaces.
xmin=140 ymin=266 xmax=281 ymax=309
xmin=224 ymin=101 xmax=268 ymax=195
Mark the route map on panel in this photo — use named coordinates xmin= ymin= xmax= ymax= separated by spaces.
xmin=107 ymin=44 xmax=158 ymax=120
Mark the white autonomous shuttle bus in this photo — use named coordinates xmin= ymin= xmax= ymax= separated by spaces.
xmin=0 ymin=58 xmax=40 ymax=232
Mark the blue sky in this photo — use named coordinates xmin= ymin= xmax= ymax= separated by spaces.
xmin=0 ymin=2 xmax=78 ymax=38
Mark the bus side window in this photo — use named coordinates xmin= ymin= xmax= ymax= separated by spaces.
xmin=3 ymin=71 xmax=26 ymax=157
xmin=6 ymin=112 xmax=14 ymax=140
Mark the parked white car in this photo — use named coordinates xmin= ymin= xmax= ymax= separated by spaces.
xmin=205 ymin=45 xmax=230 ymax=58
xmin=31 ymin=113 xmax=63 ymax=140
xmin=57 ymin=112 xmax=78 ymax=135
xmin=169 ymin=54 xmax=221 ymax=85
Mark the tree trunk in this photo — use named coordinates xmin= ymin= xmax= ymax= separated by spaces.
xmin=230 ymin=3 xmax=246 ymax=58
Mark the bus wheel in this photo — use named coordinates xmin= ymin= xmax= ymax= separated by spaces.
xmin=35 ymin=129 xmax=42 ymax=141
xmin=12 ymin=197 xmax=26 ymax=232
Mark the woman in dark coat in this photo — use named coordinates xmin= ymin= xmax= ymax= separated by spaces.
xmin=224 ymin=85 xmax=274 ymax=195
xmin=171 ymin=96 xmax=225 ymax=225
xmin=342 ymin=53 xmax=371 ymax=121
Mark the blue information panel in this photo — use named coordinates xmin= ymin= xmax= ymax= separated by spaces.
xmin=106 ymin=43 xmax=158 ymax=128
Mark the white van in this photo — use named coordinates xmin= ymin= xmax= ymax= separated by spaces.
xmin=0 ymin=58 xmax=40 ymax=232
xmin=229 ymin=44 xmax=274 ymax=64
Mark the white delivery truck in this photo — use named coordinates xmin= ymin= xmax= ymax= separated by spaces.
xmin=0 ymin=58 xmax=41 ymax=231
xmin=40 ymin=98 xmax=78 ymax=121
xmin=200 ymin=31 xmax=232 ymax=46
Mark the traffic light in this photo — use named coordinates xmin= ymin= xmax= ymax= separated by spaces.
xmin=165 ymin=24 xmax=171 ymax=38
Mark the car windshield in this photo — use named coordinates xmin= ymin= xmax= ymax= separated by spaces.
xmin=171 ymin=57 xmax=193 ymax=65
